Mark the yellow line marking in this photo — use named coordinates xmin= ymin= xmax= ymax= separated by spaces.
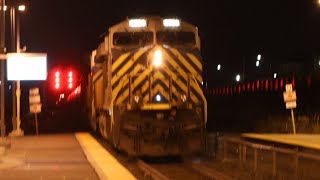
xmin=75 ymin=133 xmax=136 ymax=180
xmin=242 ymin=133 xmax=320 ymax=150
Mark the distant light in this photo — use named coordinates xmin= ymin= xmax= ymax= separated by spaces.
xmin=236 ymin=74 xmax=241 ymax=82
xmin=318 ymin=60 xmax=320 ymax=66
xmin=1 ymin=6 xmax=7 ymax=11
xmin=217 ymin=64 xmax=221 ymax=71
xmin=156 ymin=94 xmax=161 ymax=102
xmin=257 ymin=54 xmax=261 ymax=61
xmin=129 ymin=19 xmax=147 ymax=28
xmin=163 ymin=19 xmax=180 ymax=27
xmin=18 ymin=5 xmax=25 ymax=11
xmin=256 ymin=61 xmax=260 ymax=67
xmin=201 ymin=81 xmax=204 ymax=85
xmin=274 ymin=73 xmax=277 ymax=79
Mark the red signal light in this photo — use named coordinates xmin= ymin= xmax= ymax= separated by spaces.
xmin=55 ymin=83 xmax=60 ymax=89
xmin=55 ymin=71 xmax=60 ymax=77
xmin=68 ymin=83 xmax=73 ymax=89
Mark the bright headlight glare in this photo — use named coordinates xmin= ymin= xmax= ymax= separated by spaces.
xmin=163 ymin=19 xmax=180 ymax=27
xmin=153 ymin=50 xmax=162 ymax=67
xmin=129 ymin=19 xmax=147 ymax=28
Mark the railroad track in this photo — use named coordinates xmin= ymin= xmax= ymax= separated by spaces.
xmin=137 ymin=157 xmax=234 ymax=180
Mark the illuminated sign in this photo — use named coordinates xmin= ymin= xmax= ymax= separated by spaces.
xmin=7 ymin=53 xmax=47 ymax=81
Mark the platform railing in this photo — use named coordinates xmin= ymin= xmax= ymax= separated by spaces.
xmin=218 ymin=136 xmax=320 ymax=180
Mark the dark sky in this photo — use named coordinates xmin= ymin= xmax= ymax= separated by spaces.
xmin=9 ymin=0 xmax=320 ymax=74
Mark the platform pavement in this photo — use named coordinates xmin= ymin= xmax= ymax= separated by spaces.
xmin=0 ymin=133 xmax=135 ymax=179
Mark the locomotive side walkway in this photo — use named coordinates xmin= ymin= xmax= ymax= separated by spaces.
xmin=0 ymin=133 xmax=136 ymax=180
xmin=242 ymin=133 xmax=320 ymax=150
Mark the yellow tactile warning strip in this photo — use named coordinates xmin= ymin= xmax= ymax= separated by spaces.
xmin=242 ymin=133 xmax=320 ymax=150
xmin=75 ymin=133 xmax=136 ymax=180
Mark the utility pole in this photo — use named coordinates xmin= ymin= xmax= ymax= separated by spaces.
xmin=10 ymin=7 xmax=16 ymax=132
xmin=0 ymin=0 xmax=6 ymax=137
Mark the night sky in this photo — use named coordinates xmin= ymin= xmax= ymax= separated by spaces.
xmin=8 ymin=0 xmax=320 ymax=80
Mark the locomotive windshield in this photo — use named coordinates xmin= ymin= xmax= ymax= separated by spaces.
xmin=113 ymin=32 xmax=153 ymax=47
xmin=156 ymin=31 xmax=196 ymax=46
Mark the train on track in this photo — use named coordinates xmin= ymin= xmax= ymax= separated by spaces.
xmin=87 ymin=16 xmax=207 ymax=156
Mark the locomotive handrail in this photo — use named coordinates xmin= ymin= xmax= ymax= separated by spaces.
xmin=190 ymin=74 xmax=207 ymax=126
xmin=110 ymin=74 xmax=129 ymax=131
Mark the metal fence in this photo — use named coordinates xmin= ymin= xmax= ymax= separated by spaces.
xmin=217 ymin=136 xmax=320 ymax=180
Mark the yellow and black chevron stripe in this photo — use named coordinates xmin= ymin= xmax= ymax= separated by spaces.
xmin=111 ymin=46 xmax=203 ymax=105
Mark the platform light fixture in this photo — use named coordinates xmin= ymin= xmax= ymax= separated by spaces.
xmin=217 ymin=64 xmax=221 ymax=71
xmin=236 ymin=74 xmax=241 ymax=82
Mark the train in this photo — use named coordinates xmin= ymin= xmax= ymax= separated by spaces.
xmin=87 ymin=16 xmax=207 ymax=156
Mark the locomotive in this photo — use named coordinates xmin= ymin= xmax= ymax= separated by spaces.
xmin=87 ymin=16 xmax=207 ymax=156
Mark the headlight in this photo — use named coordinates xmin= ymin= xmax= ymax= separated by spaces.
xmin=153 ymin=50 xmax=162 ymax=67
xmin=155 ymin=94 xmax=162 ymax=102
xmin=163 ymin=19 xmax=180 ymax=27
xmin=128 ymin=19 xmax=147 ymax=28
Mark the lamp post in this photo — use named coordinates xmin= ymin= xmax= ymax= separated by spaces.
xmin=9 ymin=5 xmax=25 ymax=137
xmin=0 ymin=0 xmax=5 ymax=137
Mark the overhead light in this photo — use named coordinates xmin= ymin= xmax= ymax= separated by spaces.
xmin=18 ymin=5 xmax=25 ymax=11
xmin=274 ymin=73 xmax=277 ymax=79
xmin=163 ymin=19 xmax=180 ymax=27
xmin=256 ymin=61 xmax=260 ymax=67
xmin=129 ymin=19 xmax=147 ymax=28
xmin=217 ymin=64 xmax=221 ymax=71
xmin=257 ymin=54 xmax=261 ymax=61
xmin=236 ymin=74 xmax=241 ymax=82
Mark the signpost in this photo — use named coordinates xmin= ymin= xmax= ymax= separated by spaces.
xmin=283 ymin=84 xmax=297 ymax=134
xmin=7 ymin=53 xmax=47 ymax=136
xmin=29 ymin=88 xmax=41 ymax=135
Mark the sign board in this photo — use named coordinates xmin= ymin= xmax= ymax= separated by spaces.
xmin=29 ymin=95 xmax=40 ymax=104
xmin=283 ymin=91 xmax=297 ymax=102
xmin=29 ymin=87 xmax=41 ymax=113
xmin=7 ymin=53 xmax=47 ymax=81
xmin=285 ymin=84 xmax=293 ymax=92
xmin=30 ymin=104 xmax=41 ymax=113
xmin=29 ymin=88 xmax=39 ymax=95
xmin=286 ymin=101 xmax=297 ymax=109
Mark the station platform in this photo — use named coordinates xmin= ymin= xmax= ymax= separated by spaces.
xmin=0 ymin=132 xmax=136 ymax=180
xmin=242 ymin=133 xmax=320 ymax=150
